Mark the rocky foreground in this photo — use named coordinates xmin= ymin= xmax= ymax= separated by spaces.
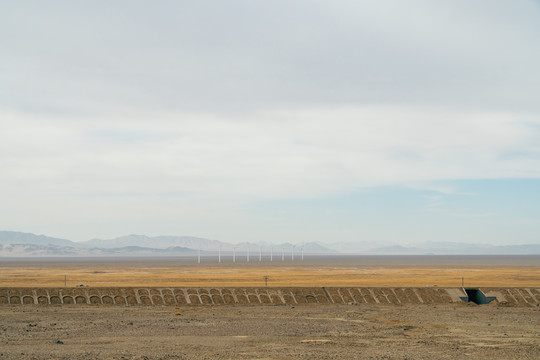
xmin=0 ymin=303 xmax=538 ymax=359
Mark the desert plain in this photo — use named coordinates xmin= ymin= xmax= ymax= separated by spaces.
xmin=1 ymin=255 xmax=539 ymax=359
xmin=1 ymin=255 xmax=539 ymax=288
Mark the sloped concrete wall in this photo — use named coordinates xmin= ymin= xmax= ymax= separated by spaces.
xmin=1 ymin=287 xmax=539 ymax=306
xmin=482 ymin=288 xmax=540 ymax=306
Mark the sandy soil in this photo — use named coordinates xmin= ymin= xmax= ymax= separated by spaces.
xmin=1 ymin=256 xmax=539 ymax=287
xmin=0 ymin=304 xmax=539 ymax=359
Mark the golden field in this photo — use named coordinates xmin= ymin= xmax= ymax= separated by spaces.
xmin=1 ymin=263 xmax=539 ymax=288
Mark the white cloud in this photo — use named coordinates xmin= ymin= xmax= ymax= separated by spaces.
xmin=2 ymin=1 xmax=540 ymax=115
xmin=1 ymin=1 xmax=540 ymax=241
xmin=2 ymin=106 xmax=539 ymax=201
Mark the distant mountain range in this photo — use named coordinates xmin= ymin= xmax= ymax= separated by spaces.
xmin=0 ymin=231 xmax=76 ymax=248
xmin=81 ymin=234 xmax=223 ymax=250
xmin=0 ymin=231 xmax=539 ymax=257
xmin=367 ymin=242 xmax=540 ymax=255
xmin=80 ymin=234 xmax=337 ymax=254
xmin=0 ymin=243 xmax=194 ymax=257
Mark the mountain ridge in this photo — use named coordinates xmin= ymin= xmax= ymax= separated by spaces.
xmin=1 ymin=231 xmax=539 ymax=256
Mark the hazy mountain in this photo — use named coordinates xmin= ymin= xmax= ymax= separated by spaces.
xmin=368 ymin=245 xmax=424 ymax=255
xmin=80 ymin=236 xmax=336 ymax=254
xmin=1 ymin=231 xmax=539 ymax=256
xmin=0 ymin=232 xmax=337 ymax=256
xmin=0 ymin=243 xmax=195 ymax=257
xmin=368 ymin=242 xmax=540 ymax=255
xmin=0 ymin=231 xmax=79 ymax=247
xmin=320 ymin=241 xmax=386 ymax=254
xmin=318 ymin=240 xmax=540 ymax=255
xmin=0 ymin=244 xmax=96 ymax=256
xmin=80 ymin=234 xmax=220 ymax=250
xmin=495 ymin=244 xmax=540 ymax=255
xmin=294 ymin=242 xmax=337 ymax=254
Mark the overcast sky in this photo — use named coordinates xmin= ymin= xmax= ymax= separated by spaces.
xmin=1 ymin=1 xmax=539 ymax=245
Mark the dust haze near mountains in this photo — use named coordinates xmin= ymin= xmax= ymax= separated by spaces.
xmin=0 ymin=231 xmax=539 ymax=257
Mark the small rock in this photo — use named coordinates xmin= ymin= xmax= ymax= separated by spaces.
xmin=53 ymin=340 xmax=64 ymax=344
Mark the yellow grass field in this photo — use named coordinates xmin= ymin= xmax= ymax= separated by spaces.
xmin=1 ymin=264 xmax=539 ymax=288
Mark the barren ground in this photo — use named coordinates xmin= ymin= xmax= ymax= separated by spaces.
xmin=1 ymin=256 xmax=539 ymax=359
xmin=0 ymin=303 xmax=539 ymax=360
xmin=1 ymin=256 xmax=539 ymax=287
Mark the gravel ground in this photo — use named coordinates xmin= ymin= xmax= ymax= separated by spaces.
xmin=0 ymin=303 xmax=539 ymax=359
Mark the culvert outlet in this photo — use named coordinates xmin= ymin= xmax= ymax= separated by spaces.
xmin=460 ymin=288 xmax=496 ymax=305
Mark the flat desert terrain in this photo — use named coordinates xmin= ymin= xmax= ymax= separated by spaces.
xmin=1 ymin=303 xmax=539 ymax=359
xmin=1 ymin=256 xmax=539 ymax=359
xmin=1 ymin=255 xmax=539 ymax=287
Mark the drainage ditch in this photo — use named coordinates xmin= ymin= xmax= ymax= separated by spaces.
xmin=461 ymin=288 xmax=496 ymax=305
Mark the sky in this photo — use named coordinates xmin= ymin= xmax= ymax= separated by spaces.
xmin=1 ymin=1 xmax=539 ymax=245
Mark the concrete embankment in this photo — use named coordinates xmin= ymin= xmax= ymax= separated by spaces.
xmin=1 ymin=287 xmax=539 ymax=306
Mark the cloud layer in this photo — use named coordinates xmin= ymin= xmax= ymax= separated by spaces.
xmin=1 ymin=1 xmax=539 ymax=242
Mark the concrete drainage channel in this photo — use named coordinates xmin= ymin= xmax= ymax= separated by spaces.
xmin=460 ymin=288 xmax=497 ymax=305
xmin=0 ymin=287 xmax=539 ymax=306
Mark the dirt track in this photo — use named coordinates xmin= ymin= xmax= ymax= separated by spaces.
xmin=0 ymin=303 xmax=538 ymax=359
